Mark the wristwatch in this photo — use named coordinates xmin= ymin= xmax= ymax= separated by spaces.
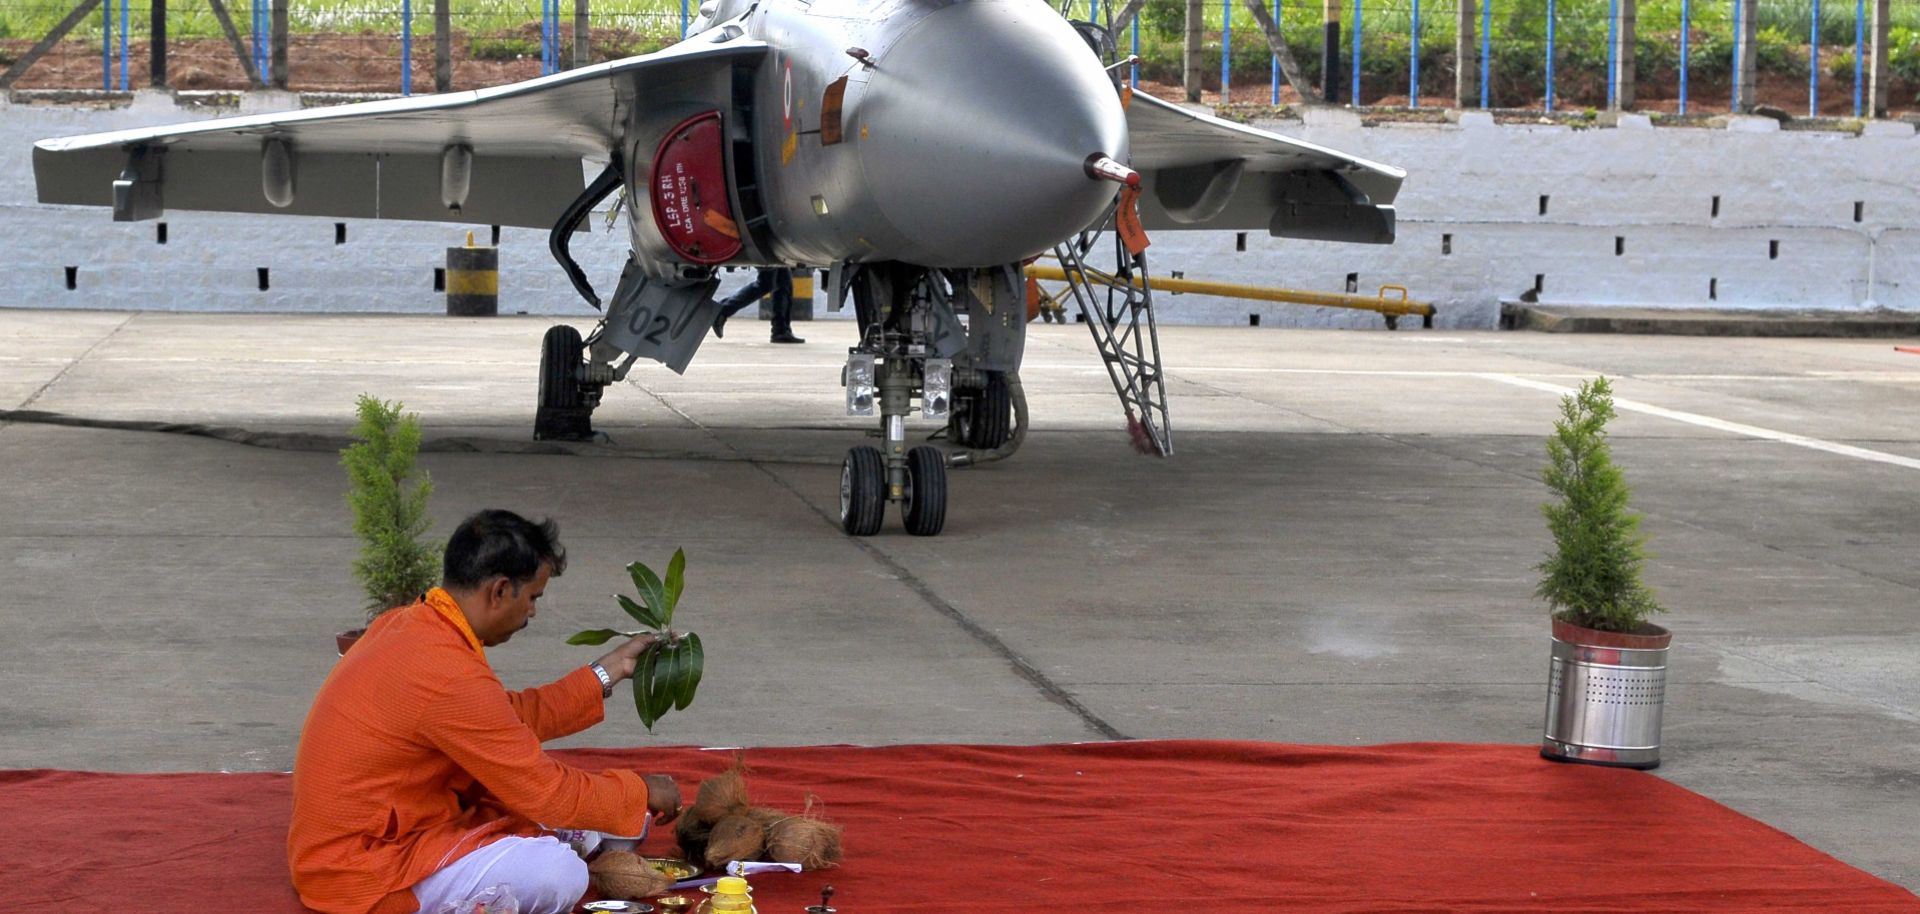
xmin=588 ymin=661 xmax=615 ymax=698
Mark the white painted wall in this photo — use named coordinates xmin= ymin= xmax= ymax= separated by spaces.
xmin=3 ymin=93 xmax=1916 ymax=329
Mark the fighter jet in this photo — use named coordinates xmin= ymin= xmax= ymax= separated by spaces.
xmin=32 ymin=0 xmax=1404 ymax=537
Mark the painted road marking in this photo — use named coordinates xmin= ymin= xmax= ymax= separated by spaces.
xmin=1480 ymin=373 xmax=1920 ymax=472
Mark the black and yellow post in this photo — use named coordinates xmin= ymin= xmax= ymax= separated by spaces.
xmin=446 ymin=231 xmax=498 ymax=316
xmin=757 ymin=270 xmax=817 ymax=322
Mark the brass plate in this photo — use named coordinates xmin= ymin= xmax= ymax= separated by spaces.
xmin=644 ymin=857 xmax=700 ymax=881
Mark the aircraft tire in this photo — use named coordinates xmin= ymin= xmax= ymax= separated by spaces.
xmin=539 ymin=324 xmax=584 ymax=410
xmin=949 ymin=372 xmax=1012 ymax=449
xmin=948 ymin=387 xmax=980 ymax=446
xmin=973 ymin=373 xmax=1012 ymax=449
xmin=840 ymin=446 xmax=886 ymax=536
xmin=902 ymin=445 xmax=947 ymax=536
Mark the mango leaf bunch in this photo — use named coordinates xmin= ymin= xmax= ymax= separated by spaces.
xmin=567 ymin=549 xmax=705 ymax=731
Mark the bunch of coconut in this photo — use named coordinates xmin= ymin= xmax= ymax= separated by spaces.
xmin=676 ymin=758 xmax=844 ymax=872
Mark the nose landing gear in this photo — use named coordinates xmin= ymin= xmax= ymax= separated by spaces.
xmin=839 ymin=357 xmax=950 ymax=537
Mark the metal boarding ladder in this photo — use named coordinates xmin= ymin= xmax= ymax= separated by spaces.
xmin=1050 ymin=202 xmax=1173 ymax=457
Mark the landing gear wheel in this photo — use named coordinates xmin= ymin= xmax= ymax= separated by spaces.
xmin=534 ymin=324 xmax=594 ymax=441
xmin=950 ymin=372 xmax=1011 ymax=449
xmin=840 ymin=445 xmax=886 ymax=536
xmin=902 ymin=445 xmax=947 ymax=536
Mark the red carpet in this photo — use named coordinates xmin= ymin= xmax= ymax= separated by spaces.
xmin=2 ymin=741 xmax=1914 ymax=913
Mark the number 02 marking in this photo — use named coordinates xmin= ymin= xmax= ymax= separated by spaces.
xmin=626 ymin=307 xmax=671 ymax=346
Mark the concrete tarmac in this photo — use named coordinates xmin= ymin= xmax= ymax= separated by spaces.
xmin=2 ymin=310 xmax=1918 ymax=892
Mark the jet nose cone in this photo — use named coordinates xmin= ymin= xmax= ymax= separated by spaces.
xmin=858 ymin=0 xmax=1129 ymax=267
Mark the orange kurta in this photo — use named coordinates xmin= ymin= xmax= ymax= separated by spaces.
xmin=289 ymin=588 xmax=651 ymax=914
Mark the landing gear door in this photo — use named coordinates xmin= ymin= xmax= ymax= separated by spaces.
xmin=955 ymin=265 xmax=1027 ymax=373
xmin=592 ymin=259 xmax=722 ymax=376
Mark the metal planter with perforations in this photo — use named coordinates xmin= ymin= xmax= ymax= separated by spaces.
xmin=1542 ymin=617 xmax=1672 ymax=770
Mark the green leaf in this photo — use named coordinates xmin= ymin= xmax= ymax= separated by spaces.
xmin=651 ymin=640 xmax=680 ymax=724
xmin=662 ymin=549 xmax=687 ymax=626
xmin=627 ymin=561 xmax=668 ymax=624
xmin=634 ymin=644 xmax=662 ymax=731
xmin=616 ymin=594 xmax=665 ymax=631
xmin=674 ymin=632 xmax=704 ymax=711
xmin=566 ymin=628 xmax=625 ymax=646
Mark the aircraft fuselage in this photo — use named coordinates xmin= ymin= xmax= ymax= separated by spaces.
xmin=622 ymin=0 xmax=1128 ymax=273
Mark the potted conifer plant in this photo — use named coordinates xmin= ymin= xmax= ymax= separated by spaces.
xmin=337 ymin=395 xmax=440 ymax=655
xmin=1536 ymin=376 xmax=1671 ymax=770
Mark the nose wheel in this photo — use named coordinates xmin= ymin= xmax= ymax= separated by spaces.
xmin=840 ymin=444 xmax=948 ymax=537
xmin=840 ymin=446 xmax=886 ymax=536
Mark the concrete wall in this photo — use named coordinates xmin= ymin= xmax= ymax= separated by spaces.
xmin=4 ymin=92 xmax=1917 ymax=329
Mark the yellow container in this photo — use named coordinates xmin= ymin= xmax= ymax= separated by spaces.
xmin=696 ymin=876 xmax=755 ymax=914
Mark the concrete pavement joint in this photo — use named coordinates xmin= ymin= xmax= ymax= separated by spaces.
xmin=4 ymin=311 xmax=135 ymax=417
xmin=623 ymin=377 xmax=1131 ymax=741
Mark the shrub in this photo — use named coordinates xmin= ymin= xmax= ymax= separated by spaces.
xmin=1828 ymin=48 xmax=1857 ymax=82
xmin=1753 ymin=26 xmax=1805 ymax=74
xmin=1535 ymin=377 xmax=1664 ymax=634
xmin=1888 ymin=26 xmax=1920 ymax=82
xmin=341 ymin=395 xmax=439 ymax=620
xmin=469 ymin=35 xmax=538 ymax=61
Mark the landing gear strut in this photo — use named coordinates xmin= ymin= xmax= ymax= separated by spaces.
xmin=836 ymin=264 xmax=969 ymax=536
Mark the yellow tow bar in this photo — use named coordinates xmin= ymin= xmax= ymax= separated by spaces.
xmin=1024 ymin=264 xmax=1435 ymax=329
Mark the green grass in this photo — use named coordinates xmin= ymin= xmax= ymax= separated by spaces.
xmin=5 ymin=0 xmax=1918 ymax=91
xmin=1099 ymin=0 xmax=1920 ymax=97
xmin=0 ymin=0 xmax=686 ymax=44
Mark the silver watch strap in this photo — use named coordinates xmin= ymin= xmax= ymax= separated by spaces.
xmin=589 ymin=662 xmax=615 ymax=698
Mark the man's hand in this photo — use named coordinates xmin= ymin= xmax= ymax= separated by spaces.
xmin=593 ymin=633 xmax=663 ymax=684
xmin=643 ymin=773 xmax=683 ymax=825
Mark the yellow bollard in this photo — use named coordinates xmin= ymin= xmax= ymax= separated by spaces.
xmin=446 ymin=230 xmax=499 ymax=317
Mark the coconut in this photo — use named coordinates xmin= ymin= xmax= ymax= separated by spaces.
xmin=674 ymin=813 xmax=714 ymax=865
xmin=744 ymin=806 xmax=787 ymax=828
xmin=588 ymin=850 xmax=673 ymax=900
xmin=686 ymin=758 xmax=751 ymax=826
xmin=702 ymin=813 xmax=768 ymax=869
xmin=765 ymin=815 xmax=844 ymax=870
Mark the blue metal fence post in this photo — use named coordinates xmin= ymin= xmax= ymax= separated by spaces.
xmin=1410 ymin=0 xmax=1420 ymax=107
xmin=1270 ymin=0 xmax=1279 ymax=104
xmin=1545 ymin=0 xmax=1555 ymax=112
xmin=681 ymin=0 xmax=689 ymax=37
xmin=101 ymin=0 xmax=110 ymax=90
xmin=1481 ymin=0 xmax=1491 ymax=108
xmin=1854 ymin=0 xmax=1864 ymax=116
xmin=1606 ymin=0 xmax=1618 ymax=108
xmin=1731 ymin=0 xmax=1743 ymax=111
xmin=1222 ymin=0 xmax=1232 ymax=103
xmin=254 ymin=0 xmax=266 ymax=83
xmin=401 ymin=0 xmax=412 ymax=95
xmin=1810 ymin=0 xmax=1820 ymax=115
xmin=1679 ymin=0 xmax=1690 ymax=113
xmin=118 ymin=0 xmax=128 ymax=89
xmin=1351 ymin=0 xmax=1361 ymax=105
xmin=1132 ymin=16 xmax=1140 ymax=87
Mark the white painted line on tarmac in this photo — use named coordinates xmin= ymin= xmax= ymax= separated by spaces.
xmin=1480 ymin=373 xmax=1920 ymax=472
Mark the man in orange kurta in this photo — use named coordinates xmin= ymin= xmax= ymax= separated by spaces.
xmin=290 ymin=510 xmax=681 ymax=914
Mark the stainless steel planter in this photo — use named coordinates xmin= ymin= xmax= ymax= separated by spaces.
xmin=1541 ymin=618 xmax=1671 ymax=770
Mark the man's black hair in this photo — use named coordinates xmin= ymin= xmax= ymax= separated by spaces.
xmin=442 ymin=509 xmax=567 ymax=589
